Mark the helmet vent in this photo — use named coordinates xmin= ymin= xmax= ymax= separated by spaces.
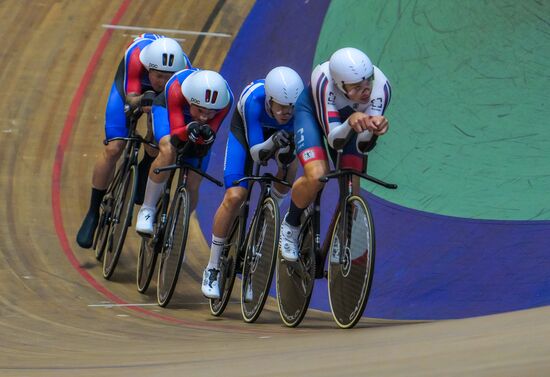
xmin=162 ymin=53 xmax=175 ymax=67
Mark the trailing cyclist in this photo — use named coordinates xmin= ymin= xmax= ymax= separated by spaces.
xmin=135 ymin=68 xmax=233 ymax=236
xmin=280 ymin=47 xmax=392 ymax=262
xmin=76 ymin=34 xmax=191 ymax=248
xmin=201 ymin=66 xmax=304 ymax=299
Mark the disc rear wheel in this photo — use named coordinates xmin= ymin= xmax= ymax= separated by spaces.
xmin=276 ymin=215 xmax=316 ymax=327
xmin=210 ymin=215 xmax=243 ymax=316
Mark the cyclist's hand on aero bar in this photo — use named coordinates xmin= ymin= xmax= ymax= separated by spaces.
xmin=140 ymin=90 xmax=156 ymax=113
xmin=186 ymin=121 xmax=202 ymax=143
xmin=370 ymin=115 xmax=389 ymax=136
xmin=271 ymin=130 xmax=291 ymax=148
xmin=199 ymin=124 xmax=215 ymax=145
xmin=348 ymin=112 xmax=378 ymax=134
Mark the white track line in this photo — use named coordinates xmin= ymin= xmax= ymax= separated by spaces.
xmin=103 ymin=24 xmax=232 ymax=38
xmin=125 ymin=33 xmax=186 ymax=42
xmin=88 ymin=303 xmax=158 ymax=307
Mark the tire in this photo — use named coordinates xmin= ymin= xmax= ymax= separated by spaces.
xmin=93 ymin=196 xmax=111 ymax=261
xmin=328 ymin=195 xmax=375 ymax=329
xmin=209 ymin=214 xmax=244 ymax=316
xmin=136 ymin=201 xmax=164 ymax=293
xmin=276 ymin=215 xmax=316 ymax=327
xmin=241 ymin=197 xmax=279 ymax=323
xmin=102 ymin=165 xmax=138 ymax=279
xmin=157 ymin=187 xmax=190 ymax=307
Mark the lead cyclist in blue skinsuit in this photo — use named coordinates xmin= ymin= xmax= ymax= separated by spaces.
xmin=76 ymin=34 xmax=191 ymax=249
xmin=201 ymin=67 xmax=304 ymax=299
xmin=279 ymin=47 xmax=392 ymax=262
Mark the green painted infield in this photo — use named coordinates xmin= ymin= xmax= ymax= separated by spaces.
xmin=315 ymin=0 xmax=550 ymax=220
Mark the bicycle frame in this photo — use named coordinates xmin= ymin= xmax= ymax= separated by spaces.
xmin=313 ymin=152 xmax=398 ymax=274
xmin=232 ymin=162 xmax=291 ymax=253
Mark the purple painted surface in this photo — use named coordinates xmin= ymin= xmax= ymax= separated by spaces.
xmin=197 ymin=0 xmax=550 ymax=320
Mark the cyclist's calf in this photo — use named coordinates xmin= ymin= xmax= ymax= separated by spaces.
xmin=150 ymin=136 xmax=176 ymax=182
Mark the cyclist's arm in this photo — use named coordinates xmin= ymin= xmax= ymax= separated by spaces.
xmin=166 ymin=81 xmax=189 ymax=141
xmin=365 ymin=71 xmax=392 ymax=136
xmin=242 ymin=98 xmax=273 ymax=163
xmin=124 ymin=46 xmax=147 ymax=109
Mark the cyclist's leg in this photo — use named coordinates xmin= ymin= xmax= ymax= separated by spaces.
xmin=136 ymin=104 xmax=174 ymax=234
xmin=136 ymin=113 xmax=159 ymax=204
xmin=272 ymin=152 xmax=298 ymax=206
xmin=280 ymin=91 xmax=329 ymax=260
xmin=77 ymin=81 xmax=127 ymax=248
xmin=287 ymin=90 xmax=329 ymax=226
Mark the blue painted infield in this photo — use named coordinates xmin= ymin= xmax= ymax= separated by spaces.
xmin=196 ymin=0 xmax=550 ymax=320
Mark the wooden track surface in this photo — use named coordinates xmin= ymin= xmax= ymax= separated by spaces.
xmin=0 ymin=1 xmax=548 ymax=375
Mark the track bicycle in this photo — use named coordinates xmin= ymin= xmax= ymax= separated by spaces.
xmin=93 ymin=111 xmax=157 ymax=280
xmin=138 ymin=140 xmax=223 ymax=307
xmin=209 ymin=158 xmax=290 ymax=322
xmin=276 ymin=145 xmax=397 ymax=328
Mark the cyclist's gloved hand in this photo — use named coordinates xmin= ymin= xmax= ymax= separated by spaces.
xmin=124 ymin=103 xmax=141 ymax=118
xmin=276 ymin=145 xmax=296 ymax=166
xmin=199 ymin=124 xmax=215 ymax=145
xmin=140 ymin=90 xmax=156 ymax=108
xmin=170 ymin=134 xmax=184 ymax=149
xmin=271 ymin=130 xmax=291 ymax=149
xmin=187 ymin=121 xmax=202 ymax=143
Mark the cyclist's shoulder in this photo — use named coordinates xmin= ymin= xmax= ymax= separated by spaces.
xmin=168 ymin=68 xmax=198 ymax=87
xmin=372 ymin=66 xmax=389 ymax=85
xmin=311 ymin=61 xmax=331 ymax=82
xmin=239 ymin=80 xmax=265 ymax=107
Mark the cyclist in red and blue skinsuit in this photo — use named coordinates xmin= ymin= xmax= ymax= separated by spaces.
xmin=135 ymin=68 xmax=234 ymax=237
xmin=77 ymin=34 xmax=191 ymax=249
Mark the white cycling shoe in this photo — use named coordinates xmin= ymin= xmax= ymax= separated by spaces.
xmin=136 ymin=206 xmax=156 ymax=236
xmin=279 ymin=217 xmax=300 ymax=262
xmin=244 ymin=281 xmax=253 ymax=303
xmin=201 ymin=268 xmax=221 ymax=299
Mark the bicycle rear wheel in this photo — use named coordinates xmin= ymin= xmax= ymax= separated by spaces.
xmin=136 ymin=201 xmax=164 ymax=293
xmin=241 ymin=197 xmax=279 ymax=323
xmin=103 ymin=165 xmax=137 ymax=279
xmin=157 ymin=187 xmax=190 ymax=307
xmin=276 ymin=215 xmax=316 ymax=327
xmin=209 ymin=214 xmax=244 ymax=316
xmin=328 ymin=195 xmax=375 ymax=329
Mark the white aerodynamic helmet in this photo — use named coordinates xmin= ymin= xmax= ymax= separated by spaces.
xmin=181 ymin=70 xmax=231 ymax=110
xmin=329 ymin=47 xmax=374 ymax=92
xmin=139 ymin=38 xmax=188 ymax=72
xmin=264 ymin=66 xmax=304 ymax=106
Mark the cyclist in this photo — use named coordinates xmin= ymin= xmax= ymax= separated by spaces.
xmin=201 ymin=66 xmax=304 ymax=299
xmin=76 ymin=34 xmax=191 ymax=248
xmin=279 ymin=47 xmax=392 ymax=262
xmin=135 ymin=68 xmax=233 ymax=236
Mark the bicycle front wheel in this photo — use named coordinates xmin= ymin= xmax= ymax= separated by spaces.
xmin=276 ymin=215 xmax=316 ymax=327
xmin=241 ymin=197 xmax=279 ymax=323
xmin=157 ymin=188 xmax=190 ymax=307
xmin=210 ymin=214 xmax=244 ymax=316
xmin=328 ymin=195 xmax=375 ymax=329
xmin=103 ymin=165 xmax=137 ymax=279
